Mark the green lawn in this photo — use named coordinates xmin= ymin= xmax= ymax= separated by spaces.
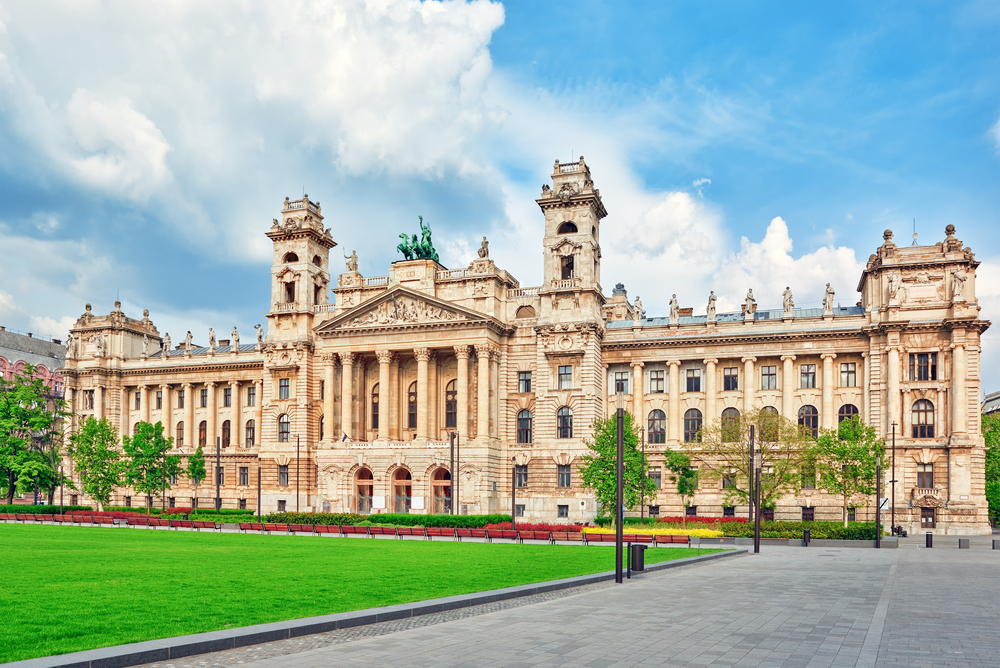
xmin=1 ymin=524 xmax=721 ymax=662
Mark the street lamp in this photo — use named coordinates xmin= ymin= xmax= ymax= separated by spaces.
xmin=511 ymin=456 xmax=517 ymax=530
xmin=615 ymin=390 xmax=624 ymax=584
xmin=639 ymin=427 xmax=645 ymax=525
xmin=753 ymin=442 xmax=761 ymax=555
xmin=890 ymin=422 xmax=897 ymax=535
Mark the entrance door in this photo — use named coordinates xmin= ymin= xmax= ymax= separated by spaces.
xmin=356 ymin=469 xmax=373 ymax=513
xmin=921 ymin=507 xmax=935 ymax=528
xmin=432 ymin=468 xmax=452 ymax=514
xmin=393 ymin=469 xmax=412 ymax=513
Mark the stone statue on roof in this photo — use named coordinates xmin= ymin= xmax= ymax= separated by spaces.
xmin=255 ymin=324 xmax=263 ymax=350
xmin=184 ymin=331 xmax=193 ymax=353
xmin=208 ymin=328 xmax=216 ymax=351
xmin=344 ymin=250 xmax=358 ymax=273
xmin=952 ymin=269 xmax=967 ymax=303
xmin=232 ymin=327 xmax=240 ymax=350
xmin=782 ymin=287 xmax=794 ymax=313
xmin=634 ymin=295 xmax=643 ymax=319
xmin=478 ymin=237 xmax=489 ymax=259
xmin=744 ymin=289 xmax=756 ymax=316
xmin=707 ymin=291 xmax=717 ymax=319
xmin=142 ymin=334 xmax=149 ymax=357
xmin=65 ymin=333 xmax=74 ymax=359
xmin=94 ymin=332 xmax=105 ymax=357
xmin=669 ymin=294 xmax=679 ymax=320
xmin=163 ymin=333 xmax=171 ymax=355
xmin=824 ymin=283 xmax=835 ymax=311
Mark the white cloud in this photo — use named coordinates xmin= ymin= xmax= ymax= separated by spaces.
xmin=692 ymin=178 xmax=711 ymax=187
xmin=621 ymin=191 xmax=722 ymax=263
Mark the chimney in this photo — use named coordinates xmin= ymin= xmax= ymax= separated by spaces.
xmin=27 ymin=333 xmax=33 ymax=338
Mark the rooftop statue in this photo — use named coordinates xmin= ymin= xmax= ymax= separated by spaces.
xmin=396 ymin=216 xmax=440 ymax=263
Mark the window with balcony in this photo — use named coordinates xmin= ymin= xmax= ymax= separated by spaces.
xmin=284 ymin=282 xmax=295 ymax=303
xmin=917 ymin=463 xmax=933 ymax=488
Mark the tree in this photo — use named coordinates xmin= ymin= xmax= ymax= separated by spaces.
xmin=664 ymin=450 xmax=698 ymax=524
xmin=186 ymin=443 xmax=207 ymax=494
xmin=122 ymin=421 xmax=181 ymax=508
xmin=682 ymin=407 xmax=808 ymax=510
xmin=0 ymin=363 xmax=67 ymax=504
xmin=578 ymin=411 xmax=656 ymax=521
xmin=68 ymin=417 xmax=124 ymax=510
xmin=811 ymin=416 xmax=886 ymax=527
xmin=983 ymin=413 xmax=1000 ymax=525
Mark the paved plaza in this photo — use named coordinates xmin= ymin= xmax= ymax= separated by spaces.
xmin=140 ymin=540 xmax=999 ymax=668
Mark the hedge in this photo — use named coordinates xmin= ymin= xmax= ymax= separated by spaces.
xmin=722 ymin=520 xmax=878 ymax=540
xmin=262 ymin=512 xmax=512 ymax=528
xmin=1 ymin=505 xmax=91 ymax=514
xmin=594 ymin=515 xmax=748 ymax=527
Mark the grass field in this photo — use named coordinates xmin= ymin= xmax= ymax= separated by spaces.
xmin=0 ymin=524 xmax=721 ymax=662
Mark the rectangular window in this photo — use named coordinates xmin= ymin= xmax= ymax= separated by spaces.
xmin=168 ymin=497 xmax=175 ymax=508
xmin=848 ymin=507 xmax=856 ymax=522
xmin=70 ymin=494 xmax=78 ymax=505
xmin=650 ymin=370 xmax=665 ymax=393
xmin=802 ymin=507 xmax=815 ymax=522
xmin=177 ymin=390 xmax=185 ymax=409
xmin=223 ymin=388 xmax=232 ymax=408
xmin=558 ymin=365 xmax=573 ymax=390
xmin=648 ymin=505 xmax=660 ymax=518
xmin=284 ymin=282 xmax=295 ymax=303
xmin=723 ymin=367 xmax=739 ymax=392
xmin=319 ymin=380 xmax=325 ymax=400
xmin=614 ymin=371 xmax=629 ymax=394
xmin=909 ymin=353 xmax=938 ymax=381
xmin=192 ymin=497 xmax=199 ymax=510
xmin=917 ymin=463 xmax=933 ymax=488
xmin=761 ymin=365 xmax=777 ymax=390
xmin=557 ymin=504 xmax=569 ymax=518
xmin=156 ymin=391 xmax=163 ymax=410
xmin=800 ymin=364 xmax=816 ymax=389
xmin=515 ymin=504 xmax=525 ymax=517
xmin=239 ymin=498 xmax=247 ymax=510
xmin=135 ymin=392 xmax=141 ymax=410
xmin=557 ymin=464 xmax=571 ymax=488
xmin=685 ymin=505 xmax=697 ymax=517
xmin=723 ymin=506 xmax=735 ymax=517
xmin=650 ymin=467 xmax=662 ymax=489
xmin=278 ymin=465 xmax=289 ymax=486
xmin=83 ymin=390 xmax=95 ymax=409
xmin=686 ymin=369 xmax=701 ymax=393
xmin=125 ymin=496 xmax=131 ymax=507
xmin=518 ymin=371 xmax=532 ymax=393
xmin=515 ymin=465 xmax=528 ymax=488
xmin=723 ymin=474 xmax=735 ymax=489
xmin=841 ymin=362 xmax=857 ymax=387
xmin=247 ymin=386 xmax=256 ymax=407
xmin=278 ymin=500 xmax=286 ymax=512
xmin=762 ymin=507 xmax=774 ymax=521
xmin=170 ymin=473 xmax=177 ymax=485
xmin=200 ymin=389 xmax=208 ymax=408
xmin=245 ymin=420 xmax=255 ymax=447
xmin=801 ymin=467 xmax=816 ymax=490
xmin=279 ymin=378 xmax=290 ymax=400
xmin=239 ymin=467 xmax=249 ymax=486
xmin=216 ymin=466 xmax=225 ymax=486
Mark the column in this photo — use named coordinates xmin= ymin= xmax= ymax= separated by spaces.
xmin=742 ymin=357 xmax=756 ymax=415
xmin=253 ymin=380 xmax=263 ymax=446
xmin=886 ymin=346 xmax=900 ymax=435
xmin=455 ymin=346 xmax=470 ymax=437
xmin=118 ymin=386 xmax=127 ymax=433
xmin=860 ymin=353 xmax=868 ymax=424
xmin=183 ymin=383 xmax=194 ymax=448
xmin=704 ymin=359 xmax=718 ymax=423
xmin=415 ymin=348 xmax=430 ymax=440
xmin=602 ymin=363 xmax=609 ymax=418
xmin=821 ymin=353 xmax=836 ymax=429
xmin=631 ymin=362 xmax=645 ymax=424
xmin=95 ymin=383 xmax=105 ymax=421
xmin=951 ymin=338 xmax=966 ymax=435
xmin=376 ymin=351 xmax=392 ymax=441
xmin=140 ymin=385 xmax=150 ymax=424
xmin=475 ymin=345 xmax=491 ymax=440
xmin=324 ymin=356 xmax=337 ymax=442
xmin=160 ymin=384 xmax=172 ymax=439
xmin=206 ymin=382 xmax=217 ymax=448
xmin=668 ymin=361 xmax=681 ymax=442
xmin=340 ymin=352 xmax=354 ymax=440
xmin=428 ymin=352 xmax=438 ymax=438
xmin=491 ymin=350 xmax=501 ymax=437
xmin=781 ymin=355 xmax=796 ymax=421
xmin=230 ymin=381 xmax=240 ymax=446
xmin=389 ymin=356 xmax=399 ymax=438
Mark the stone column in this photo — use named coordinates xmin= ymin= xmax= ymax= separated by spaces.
xmin=230 ymin=381 xmax=240 ymax=446
xmin=183 ymin=383 xmax=194 ymax=448
xmin=415 ymin=348 xmax=430 ymax=440
xmin=140 ymin=385 xmax=150 ymax=424
xmin=821 ymin=353 xmax=836 ymax=429
xmin=951 ymin=337 xmax=966 ymax=435
xmin=886 ymin=346 xmax=900 ymax=435
xmin=492 ymin=350 xmax=501 ymax=437
xmin=742 ymin=356 xmax=756 ymax=415
xmin=160 ymin=384 xmax=172 ymax=439
xmin=389 ymin=356 xmax=400 ymax=439
xmin=860 ymin=353 xmax=868 ymax=423
xmin=780 ymin=355 xmax=795 ymax=421
xmin=95 ymin=383 xmax=105 ymax=421
xmin=455 ymin=346 xmax=470 ymax=437
xmin=602 ymin=363 xmax=610 ymax=418
xmin=475 ymin=345 xmax=491 ymax=440
xmin=375 ymin=351 xmax=392 ymax=441
xmin=206 ymin=382 xmax=217 ymax=449
xmin=117 ymin=386 xmax=126 ymax=433
xmin=704 ymin=359 xmax=718 ymax=423
xmin=668 ymin=361 xmax=681 ymax=442
xmin=428 ymin=352 xmax=439 ymax=438
xmin=340 ymin=352 xmax=354 ymax=440
xmin=631 ymin=362 xmax=645 ymax=424
xmin=254 ymin=380 xmax=263 ymax=446
xmin=324 ymin=356 xmax=336 ymax=442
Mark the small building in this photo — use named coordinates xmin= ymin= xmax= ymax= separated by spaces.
xmin=0 ymin=326 xmax=66 ymax=395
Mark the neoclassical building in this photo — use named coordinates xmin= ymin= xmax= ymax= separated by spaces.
xmin=60 ymin=158 xmax=992 ymax=534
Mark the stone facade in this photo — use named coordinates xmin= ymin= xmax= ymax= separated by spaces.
xmin=59 ymin=161 xmax=992 ymax=534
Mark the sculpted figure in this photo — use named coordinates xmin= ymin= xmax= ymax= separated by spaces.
xmin=478 ymin=236 xmax=489 ymax=259
xmin=952 ymin=269 xmax=967 ymax=302
xmin=232 ymin=327 xmax=240 ymax=350
xmin=669 ymin=294 xmax=680 ymax=320
xmin=163 ymin=332 xmax=171 ymax=356
xmin=254 ymin=324 xmax=263 ymax=350
xmin=824 ymin=283 xmax=835 ymax=311
xmin=888 ymin=272 xmax=899 ymax=301
xmin=94 ymin=332 xmax=105 ymax=357
xmin=142 ymin=334 xmax=149 ymax=357
xmin=208 ymin=328 xmax=216 ymax=350
xmin=184 ymin=331 xmax=193 ymax=353
xmin=344 ymin=250 xmax=358 ymax=272
xmin=783 ymin=286 xmax=794 ymax=312
xmin=744 ymin=289 xmax=756 ymax=315
xmin=634 ymin=295 xmax=643 ymax=319
xmin=65 ymin=333 xmax=75 ymax=359
xmin=707 ymin=291 xmax=717 ymax=319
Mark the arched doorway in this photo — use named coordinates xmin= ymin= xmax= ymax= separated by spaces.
xmin=393 ymin=469 xmax=412 ymax=513
xmin=356 ymin=469 xmax=373 ymax=513
xmin=432 ymin=468 xmax=452 ymax=514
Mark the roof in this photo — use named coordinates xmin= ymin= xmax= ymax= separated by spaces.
xmin=983 ymin=391 xmax=1000 ymax=415
xmin=0 ymin=329 xmax=66 ymax=370
xmin=151 ymin=344 xmax=259 ymax=357
xmin=608 ymin=306 xmax=865 ymax=329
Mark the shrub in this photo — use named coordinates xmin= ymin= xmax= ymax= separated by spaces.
xmin=583 ymin=527 xmax=723 ymax=538
xmin=485 ymin=522 xmax=582 ymax=532
xmin=3 ymin=505 xmax=91 ymax=514
xmin=262 ymin=512 xmax=512 ymax=528
xmin=594 ymin=515 xmax=748 ymax=527
xmin=263 ymin=512 xmax=366 ymax=526
xmin=721 ymin=520 xmax=877 ymax=540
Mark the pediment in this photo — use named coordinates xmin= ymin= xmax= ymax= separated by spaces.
xmin=315 ymin=286 xmax=488 ymax=333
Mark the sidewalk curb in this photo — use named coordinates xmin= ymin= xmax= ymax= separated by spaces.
xmin=6 ymin=549 xmax=746 ymax=668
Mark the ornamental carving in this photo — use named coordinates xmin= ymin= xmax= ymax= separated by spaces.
xmin=343 ymin=296 xmax=468 ymax=328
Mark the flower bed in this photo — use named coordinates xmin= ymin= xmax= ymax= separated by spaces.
xmin=721 ymin=520 xmax=877 ymax=540
xmin=263 ymin=512 xmax=512 ymax=528
xmin=485 ymin=522 xmax=581 ymax=532
xmin=582 ymin=527 xmax=723 ymax=538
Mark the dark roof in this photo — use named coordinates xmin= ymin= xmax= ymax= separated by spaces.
xmin=0 ymin=329 xmax=66 ymax=370
xmin=151 ymin=344 xmax=258 ymax=358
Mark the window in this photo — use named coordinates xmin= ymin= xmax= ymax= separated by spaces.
xmin=721 ymin=408 xmax=741 ymax=442
xmin=279 ymin=378 xmax=290 ymax=400
xmin=909 ymin=353 xmax=938 ymax=381
xmin=515 ymin=465 xmax=528 ymax=488
xmin=648 ymin=505 xmax=660 ymax=518
xmin=801 ymin=467 xmax=816 ymax=489
xmin=169 ymin=497 xmax=175 ymax=508
xmin=283 ymin=252 xmax=299 ymax=263
xmin=371 ymin=384 xmax=379 ymax=429
xmin=557 ymin=406 xmax=573 ymax=438
xmin=723 ymin=367 xmax=739 ymax=392
xmin=83 ymin=389 xmax=95 ymax=409
xmin=221 ymin=420 xmax=231 ymax=448
xmin=357 ymin=469 xmax=374 ymax=513
xmin=515 ymin=305 xmax=536 ymax=318
xmin=614 ymin=371 xmax=629 ymax=393
xmin=156 ymin=391 xmax=163 ymax=410
xmin=515 ymin=504 xmax=525 ymax=517
xmin=921 ymin=507 xmax=935 ymax=528
xmin=200 ymin=388 xmax=208 ymax=408
xmin=319 ymin=416 xmax=324 ymax=441
xmin=912 ymin=400 xmax=935 ymax=438
xmin=278 ymin=414 xmax=290 ymax=442
xmin=284 ymin=282 xmax=295 ymax=303
xmin=223 ymin=387 xmax=232 ymax=407
xmin=557 ymin=221 xmax=578 ymax=234
xmin=518 ymin=371 xmax=532 ymax=393
xmin=177 ymin=389 xmax=185 ymax=409
xmin=798 ymin=405 xmax=819 ymax=438
xmin=648 ymin=410 xmax=666 ymax=444
xmin=246 ymin=386 xmax=255 ymax=407
xmin=407 ymin=382 xmax=417 ymax=429
xmin=445 ymin=380 xmax=457 ymax=429
xmin=761 ymin=365 xmax=777 ymax=390
xmin=841 ymin=362 xmax=857 ymax=387
xmin=838 ymin=404 xmax=859 ymax=423
xmin=191 ymin=497 xmax=198 ymax=510
xmin=245 ymin=419 xmax=255 ymax=447
xmin=650 ymin=370 xmax=665 ymax=393
xmin=239 ymin=498 xmax=247 ymax=510
xmin=320 ymin=380 xmax=325 ymax=400
xmin=198 ymin=420 xmax=207 ymax=447
xmin=684 ymin=409 xmax=703 ymax=442
xmin=848 ymin=507 xmax=856 ymax=522
xmin=278 ymin=465 xmax=289 ymax=486
xmin=216 ymin=466 xmax=225 ymax=486
xmin=723 ymin=506 xmax=735 ymax=517
xmin=762 ymin=508 xmax=774 ymax=521
xmin=175 ymin=422 xmax=184 ymax=446
xmin=558 ymin=365 xmax=573 ymax=389
xmin=125 ymin=496 xmax=131 ymax=507
xmin=394 ymin=469 xmax=413 ymax=513
xmin=558 ymin=464 xmax=571 ymax=488
xmin=723 ymin=474 xmax=735 ymax=489
xmin=686 ymin=506 xmax=697 ymax=517
xmin=278 ymin=500 xmax=286 ymax=512
xmin=135 ymin=391 xmax=141 ymax=410
xmin=917 ymin=463 xmax=934 ymax=488
xmin=800 ymin=364 xmax=816 ymax=389
xmin=558 ymin=504 xmax=569 ymax=518
xmin=239 ymin=467 xmax=248 ymax=486
xmin=686 ymin=369 xmax=701 ymax=392
xmin=802 ymin=507 xmax=815 ymax=522
xmin=561 ymin=255 xmax=574 ymax=279
xmin=759 ymin=406 xmax=780 ymax=441
xmin=650 ymin=467 xmax=662 ymax=489
xmin=517 ymin=410 xmax=532 ymax=444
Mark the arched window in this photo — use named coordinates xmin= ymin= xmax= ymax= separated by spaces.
xmin=515 ymin=305 xmax=536 ymax=319
xmin=278 ymin=414 xmax=290 ymax=442
xmin=912 ymin=400 xmax=935 ymax=438
xmin=393 ymin=469 xmax=412 ymax=513
xmin=407 ymin=381 xmax=417 ymax=429
xmin=517 ymin=409 xmax=532 ymax=443
xmin=721 ymin=407 xmax=741 ymax=442
xmin=221 ymin=420 xmax=231 ymax=448
xmin=198 ymin=420 xmax=207 ymax=447
xmin=133 ymin=422 xmax=140 ymax=435
xmin=175 ymin=421 xmax=184 ymax=447
xmin=445 ymin=379 xmax=457 ymax=429
xmin=283 ymin=252 xmax=299 ymax=263
xmin=648 ymin=410 xmax=666 ymax=444
xmin=557 ymin=406 xmax=573 ymax=439
xmin=798 ymin=405 xmax=819 ymax=438
xmin=312 ymin=255 xmax=322 ymax=267
xmin=356 ymin=468 xmax=373 ymax=513
xmin=432 ymin=468 xmax=452 ymax=514
xmin=319 ymin=416 xmax=324 ymax=441
xmin=245 ymin=419 xmax=255 ymax=447
xmin=838 ymin=404 xmax=859 ymax=423
xmin=557 ymin=222 xmax=578 ymax=234
xmin=684 ymin=409 xmax=703 ymax=443
xmin=371 ymin=384 xmax=379 ymax=430
xmin=759 ymin=406 xmax=779 ymax=441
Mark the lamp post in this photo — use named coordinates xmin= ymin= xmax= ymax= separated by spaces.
xmin=511 ymin=456 xmax=517 ymax=530
xmin=296 ymin=435 xmax=300 ymax=513
xmin=748 ymin=422 xmax=755 ymax=523
xmin=639 ymin=427 xmax=645 ymax=525
xmin=215 ymin=436 xmax=221 ymax=515
xmin=875 ymin=457 xmax=881 ymax=549
xmin=615 ymin=390 xmax=624 ymax=584
xmin=450 ymin=432 xmax=456 ymax=515
xmin=753 ymin=447 xmax=761 ymax=554
xmin=59 ymin=466 xmax=63 ymax=515
xmin=890 ymin=422 xmax=897 ymax=534
xmin=256 ymin=464 xmax=261 ymax=521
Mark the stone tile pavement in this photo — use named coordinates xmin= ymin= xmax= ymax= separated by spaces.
xmin=138 ymin=546 xmax=999 ymax=668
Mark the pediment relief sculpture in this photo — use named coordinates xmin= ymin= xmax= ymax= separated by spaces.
xmin=340 ymin=294 xmax=474 ymax=329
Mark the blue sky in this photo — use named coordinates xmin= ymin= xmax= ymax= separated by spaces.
xmin=0 ymin=0 xmax=998 ymax=388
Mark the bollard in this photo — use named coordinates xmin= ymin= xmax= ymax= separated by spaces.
xmin=803 ymin=528 xmax=811 ymax=546
xmin=958 ymin=538 xmax=970 ymax=549
xmin=926 ymin=532 xmax=933 ymax=548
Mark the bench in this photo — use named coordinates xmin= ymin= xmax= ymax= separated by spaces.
xmin=263 ymin=523 xmax=288 ymax=533
xmin=192 ymin=520 xmax=220 ymax=531
xmin=126 ymin=516 xmax=150 ymax=527
xmin=425 ymin=527 xmax=456 ymax=540
xmin=315 ymin=524 xmax=339 ymax=535
xmin=341 ymin=525 xmax=370 ymax=537
xmin=456 ymin=528 xmax=473 ymax=541
xmin=15 ymin=513 xmax=36 ymax=523
xmin=584 ymin=533 xmax=616 ymax=544
xmin=551 ymin=531 xmax=584 ymax=543
xmin=369 ymin=526 xmax=396 ymax=537
xmin=52 ymin=515 xmax=72 ymax=523
xmin=170 ymin=520 xmax=194 ymax=530
xmin=239 ymin=522 xmax=264 ymax=533
xmin=289 ymin=524 xmax=315 ymax=534
xmin=149 ymin=518 xmax=171 ymax=528
xmin=654 ymin=534 xmax=690 ymax=545
xmin=491 ymin=530 xmax=520 ymax=543
xmin=96 ymin=516 xmax=116 ymax=526
xmin=395 ymin=526 xmax=423 ymax=539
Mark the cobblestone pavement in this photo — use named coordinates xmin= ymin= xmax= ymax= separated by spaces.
xmin=138 ymin=546 xmax=1000 ymax=668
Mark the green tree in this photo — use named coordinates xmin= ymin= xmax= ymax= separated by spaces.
xmin=186 ymin=443 xmax=207 ymax=495
xmin=578 ymin=411 xmax=656 ymax=522
xmin=68 ymin=417 xmax=124 ymax=510
xmin=122 ymin=421 xmax=181 ymax=508
xmin=811 ymin=416 xmax=886 ymax=527
xmin=983 ymin=413 xmax=1000 ymax=525
xmin=664 ymin=450 xmax=698 ymax=524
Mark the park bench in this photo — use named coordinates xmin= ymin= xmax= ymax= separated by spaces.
xmin=239 ymin=522 xmax=264 ymax=533
xmin=583 ymin=533 xmax=615 ymax=545
xmin=395 ymin=526 xmax=423 ymax=539
xmin=52 ymin=515 xmax=72 ymax=523
xmin=341 ymin=525 xmax=370 ymax=537
xmin=192 ymin=520 xmax=220 ymax=531
xmin=425 ymin=527 xmax=456 ymax=540
xmin=654 ymin=534 xmax=689 ymax=545
xmin=95 ymin=516 xmax=115 ymax=526
xmin=149 ymin=518 xmax=171 ymax=529
xmin=490 ymin=530 xmax=520 ymax=543
xmin=622 ymin=533 xmax=655 ymax=543
xmin=314 ymin=524 xmax=338 ymax=535
xmin=126 ymin=516 xmax=150 ymax=527
xmin=36 ymin=514 xmax=54 ymax=522
xmin=0 ymin=513 xmax=14 ymax=521
xmin=551 ymin=531 xmax=584 ymax=543
xmin=455 ymin=528 xmax=473 ymax=541
xmin=369 ymin=526 xmax=395 ymax=537
xmin=170 ymin=520 xmax=194 ymax=530
xmin=263 ymin=523 xmax=288 ymax=533
xmin=16 ymin=513 xmax=35 ymax=523
xmin=289 ymin=524 xmax=315 ymax=534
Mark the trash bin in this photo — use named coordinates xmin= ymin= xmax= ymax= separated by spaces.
xmin=926 ymin=532 xmax=933 ymax=548
xmin=803 ymin=529 xmax=811 ymax=546
xmin=630 ymin=544 xmax=646 ymax=572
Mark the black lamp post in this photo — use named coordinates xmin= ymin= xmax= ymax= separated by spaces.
xmin=615 ymin=390 xmax=624 ymax=584
xmin=890 ymin=422 xmax=897 ymax=534
xmin=639 ymin=427 xmax=645 ymax=525
xmin=876 ymin=457 xmax=881 ymax=549
xmin=752 ymin=425 xmax=760 ymax=554
xmin=215 ymin=436 xmax=221 ymax=515
xmin=296 ymin=435 xmax=300 ymax=513
xmin=511 ymin=456 xmax=517 ymax=530
xmin=256 ymin=464 xmax=261 ymax=521
xmin=449 ymin=432 xmax=456 ymax=515
xmin=748 ymin=423 xmax=755 ymax=523
xmin=59 ymin=466 xmax=63 ymax=515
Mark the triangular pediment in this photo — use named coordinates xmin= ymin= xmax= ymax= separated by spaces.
xmin=315 ymin=286 xmax=489 ymax=333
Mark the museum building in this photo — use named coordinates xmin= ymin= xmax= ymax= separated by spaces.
xmin=60 ymin=158 xmax=992 ymax=534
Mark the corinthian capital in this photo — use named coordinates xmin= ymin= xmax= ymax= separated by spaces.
xmin=454 ymin=345 xmax=470 ymax=359
xmin=376 ymin=350 xmax=395 ymax=365
xmin=340 ymin=351 xmax=355 ymax=366
xmin=414 ymin=348 xmax=431 ymax=362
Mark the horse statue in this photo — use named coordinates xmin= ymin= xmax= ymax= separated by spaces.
xmin=397 ymin=233 xmax=414 ymax=260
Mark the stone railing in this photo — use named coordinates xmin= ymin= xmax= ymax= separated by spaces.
xmin=348 ymin=442 xmax=375 ymax=449
xmin=313 ymin=304 xmax=335 ymax=313
xmin=911 ymin=487 xmax=942 ymax=500
xmin=437 ymin=269 xmax=470 ymax=280
xmin=274 ymin=302 xmax=299 ymax=313
xmin=284 ymin=198 xmax=320 ymax=213
xmin=348 ymin=441 xmax=413 ymax=449
xmin=426 ymin=440 xmax=449 ymax=449
xmin=550 ymin=278 xmax=580 ymax=289
xmin=509 ymin=286 xmax=540 ymax=298
xmin=558 ymin=162 xmax=581 ymax=173
xmin=363 ymin=276 xmax=389 ymax=287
